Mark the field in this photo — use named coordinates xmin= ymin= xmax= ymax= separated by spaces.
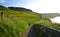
xmin=0 ymin=7 xmax=40 ymax=37
xmin=0 ymin=6 xmax=60 ymax=37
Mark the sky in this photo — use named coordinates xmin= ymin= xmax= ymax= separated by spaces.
xmin=0 ymin=0 xmax=60 ymax=13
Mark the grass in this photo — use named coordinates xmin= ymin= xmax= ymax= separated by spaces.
xmin=0 ymin=8 xmax=40 ymax=37
xmin=36 ymin=17 xmax=60 ymax=31
xmin=0 ymin=6 xmax=60 ymax=37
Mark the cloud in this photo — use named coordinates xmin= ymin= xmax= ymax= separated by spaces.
xmin=0 ymin=0 xmax=5 ymax=3
xmin=24 ymin=0 xmax=60 ymax=13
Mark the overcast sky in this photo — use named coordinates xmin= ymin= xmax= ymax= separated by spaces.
xmin=0 ymin=0 xmax=60 ymax=13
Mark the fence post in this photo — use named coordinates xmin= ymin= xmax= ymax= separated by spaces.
xmin=0 ymin=12 xmax=4 ymax=19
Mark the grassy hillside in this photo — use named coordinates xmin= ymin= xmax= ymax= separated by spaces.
xmin=0 ymin=6 xmax=40 ymax=37
xmin=0 ymin=5 xmax=60 ymax=37
xmin=36 ymin=20 xmax=60 ymax=30
xmin=8 ymin=7 xmax=32 ymax=12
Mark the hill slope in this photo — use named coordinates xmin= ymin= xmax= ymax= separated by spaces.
xmin=0 ymin=5 xmax=41 ymax=37
xmin=8 ymin=7 xmax=32 ymax=12
xmin=0 ymin=5 xmax=60 ymax=37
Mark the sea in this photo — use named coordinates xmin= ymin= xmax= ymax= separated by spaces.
xmin=49 ymin=16 xmax=60 ymax=24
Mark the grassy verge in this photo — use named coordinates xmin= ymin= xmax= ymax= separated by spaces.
xmin=0 ymin=10 xmax=40 ymax=37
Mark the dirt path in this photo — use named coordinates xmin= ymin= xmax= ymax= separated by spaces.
xmin=21 ymin=27 xmax=31 ymax=37
xmin=21 ymin=26 xmax=38 ymax=37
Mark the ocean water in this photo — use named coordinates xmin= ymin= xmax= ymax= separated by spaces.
xmin=49 ymin=16 xmax=60 ymax=24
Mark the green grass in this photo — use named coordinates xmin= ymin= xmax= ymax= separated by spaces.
xmin=36 ymin=17 xmax=60 ymax=31
xmin=0 ymin=7 xmax=40 ymax=37
xmin=0 ymin=6 xmax=60 ymax=37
